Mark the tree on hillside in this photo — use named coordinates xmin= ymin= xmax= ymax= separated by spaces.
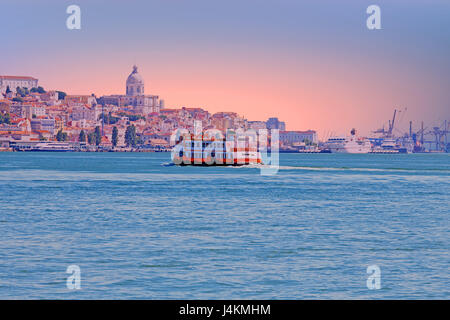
xmin=56 ymin=130 xmax=62 ymax=141
xmin=125 ymin=125 xmax=136 ymax=147
xmin=112 ymin=126 xmax=118 ymax=147
xmin=56 ymin=91 xmax=67 ymax=100
xmin=87 ymin=132 xmax=96 ymax=145
xmin=56 ymin=129 xmax=68 ymax=142
xmin=99 ymin=112 xmax=119 ymax=125
xmin=79 ymin=130 xmax=86 ymax=143
xmin=16 ymin=87 xmax=26 ymax=97
xmin=94 ymin=126 xmax=101 ymax=145
xmin=0 ymin=113 xmax=11 ymax=124
xmin=136 ymin=135 xmax=144 ymax=145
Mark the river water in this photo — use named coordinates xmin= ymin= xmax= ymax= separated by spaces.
xmin=0 ymin=152 xmax=448 ymax=299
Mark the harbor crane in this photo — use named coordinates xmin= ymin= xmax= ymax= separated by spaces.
xmin=373 ymin=108 xmax=405 ymax=138
xmin=425 ymin=120 xmax=449 ymax=151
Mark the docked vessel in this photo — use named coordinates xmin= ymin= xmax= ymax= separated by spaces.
xmin=172 ymin=133 xmax=262 ymax=166
xmin=381 ymin=138 xmax=409 ymax=153
xmin=370 ymin=138 xmax=409 ymax=154
xmin=324 ymin=129 xmax=372 ymax=153
xmin=31 ymin=142 xmax=74 ymax=152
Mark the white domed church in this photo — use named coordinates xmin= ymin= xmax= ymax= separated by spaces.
xmin=99 ymin=65 xmax=164 ymax=114
xmin=126 ymin=65 xmax=144 ymax=96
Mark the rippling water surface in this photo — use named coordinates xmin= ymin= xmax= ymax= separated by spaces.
xmin=0 ymin=152 xmax=448 ymax=299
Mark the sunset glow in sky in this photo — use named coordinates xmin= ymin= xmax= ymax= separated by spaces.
xmin=1 ymin=0 xmax=449 ymax=138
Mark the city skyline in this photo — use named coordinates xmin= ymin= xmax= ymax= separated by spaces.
xmin=1 ymin=1 xmax=450 ymax=302
xmin=1 ymin=0 xmax=449 ymax=138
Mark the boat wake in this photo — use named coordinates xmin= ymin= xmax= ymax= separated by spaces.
xmin=229 ymin=164 xmax=450 ymax=173
xmin=161 ymin=162 xmax=175 ymax=167
xmin=162 ymin=162 xmax=449 ymax=173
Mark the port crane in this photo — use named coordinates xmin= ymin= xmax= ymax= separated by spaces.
xmin=388 ymin=109 xmax=397 ymax=137
xmin=425 ymin=120 xmax=449 ymax=151
xmin=373 ymin=108 xmax=405 ymax=138
xmin=374 ymin=108 xmax=449 ymax=152
xmin=415 ymin=121 xmax=427 ymax=145
xmin=409 ymin=120 xmax=449 ymax=152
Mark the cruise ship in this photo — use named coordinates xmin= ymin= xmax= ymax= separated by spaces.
xmin=324 ymin=129 xmax=372 ymax=153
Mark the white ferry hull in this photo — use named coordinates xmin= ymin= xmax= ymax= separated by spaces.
xmin=329 ymin=147 xmax=371 ymax=154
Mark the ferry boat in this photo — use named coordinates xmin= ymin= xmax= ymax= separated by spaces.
xmin=370 ymin=138 xmax=409 ymax=154
xmin=172 ymin=133 xmax=262 ymax=166
xmin=31 ymin=142 xmax=74 ymax=152
xmin=380 ymin=138 xmax=396 ymax=150
xmin=382 ymin=138 xmax=409 ymax=153
xmin=324 ymin=129 xmax=372 ymax=154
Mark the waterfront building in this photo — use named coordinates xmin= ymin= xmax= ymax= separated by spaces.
xmin=0 ymin=75 xmax=38 ymax=94
xmin=279 ymin=130 xmax=318 ymax=145
xmin=142 ymin=132 xmax=172 ymax=144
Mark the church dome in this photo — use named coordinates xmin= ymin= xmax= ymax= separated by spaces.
xmin=126 ymin=65 xmax=144 ymax=96
xmin=126 ymin=65 xmax=144 ymax=84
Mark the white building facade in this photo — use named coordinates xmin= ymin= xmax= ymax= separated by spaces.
xmin=279 ymin=130 xmax=318 ymax=144
xmin=0 ymin=76 xmax=38 ymax=94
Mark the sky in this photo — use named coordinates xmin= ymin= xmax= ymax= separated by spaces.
xmin=1 ymin=0 xmax=449 ymax=138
